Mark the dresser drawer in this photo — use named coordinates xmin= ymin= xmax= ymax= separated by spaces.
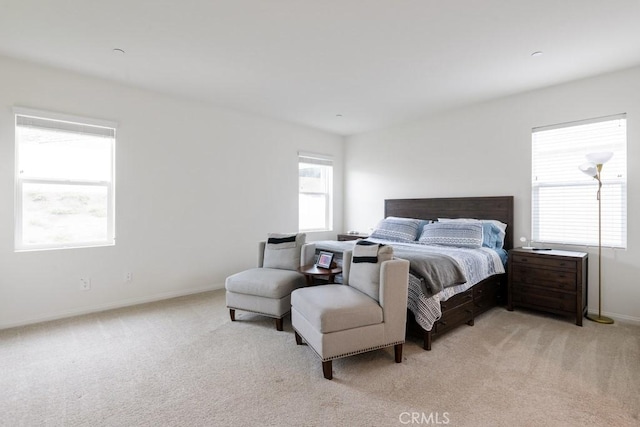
xmin=511 ymin=265 xmax=576 ymax=291
xmin=512 ymin=285 xmax=576 ymax=313
xmin=511 ymin=254 xmax=577 ymax=271
xmin=434 ymin=300 xmax=473 ymax=334
xmin=474 ymin=281 xmax=500 ymax=313
xmin=440 ymin=290 xmax=473 ymax=312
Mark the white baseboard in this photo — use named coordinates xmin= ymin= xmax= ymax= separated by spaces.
xmin=0 ymin=283 xmax=225 ymax=330
xmin=4 ymin=288 xmax=638 ymax=330
xmin=586 ymin=309 xmax=640 ymax=326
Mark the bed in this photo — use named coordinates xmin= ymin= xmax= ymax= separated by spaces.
xmin=313 ymin=196 xmax=514 ymax=350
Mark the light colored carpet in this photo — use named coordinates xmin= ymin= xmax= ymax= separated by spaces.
xmin=1 ymin=289 xmax=638 ymax=426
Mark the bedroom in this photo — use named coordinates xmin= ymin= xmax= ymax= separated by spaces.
xmin=1 ymin=1 xmax=639 ymax=425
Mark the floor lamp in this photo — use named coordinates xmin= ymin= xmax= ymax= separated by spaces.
xmin=579 ymin=151 xmax=614 ymax=324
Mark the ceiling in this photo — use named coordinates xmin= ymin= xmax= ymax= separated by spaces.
xmin=1 ymin=1 xmax=640 ymax=136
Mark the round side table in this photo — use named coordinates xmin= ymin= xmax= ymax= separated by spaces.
xmin=297 ymin=264 xmax=342 ymax=286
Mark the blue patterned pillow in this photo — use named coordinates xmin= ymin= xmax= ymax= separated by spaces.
xmin=438 ymin=218 xmax=507 ymax=249
xmin=482 ymin=222 xmax=506 ymax=249
xmin=418 ymin=222 xmax=483 ymax=248
xmin=370 ymin=217 xmax=421 ymax=242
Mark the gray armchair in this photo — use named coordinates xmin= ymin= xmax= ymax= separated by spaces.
xmin=291 ymin=243 xmax=410 ymax=379
xmin=225 ymin=233 xmax=312 ymax=330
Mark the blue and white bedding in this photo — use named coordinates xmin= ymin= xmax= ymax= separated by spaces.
xmin=389 ymin=241 xmax=505 ymax=331
xmin=313 ymin=239 xmax=506 ymax=332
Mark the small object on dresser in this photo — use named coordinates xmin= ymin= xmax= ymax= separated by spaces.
xmin=519 ymin=236 xmax=534 ymax=250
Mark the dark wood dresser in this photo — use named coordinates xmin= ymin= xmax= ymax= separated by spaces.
xmin=337 ymin=233 xmax=369 ymax=241
xmin=508 ymin=248 xmax=588 ymax=326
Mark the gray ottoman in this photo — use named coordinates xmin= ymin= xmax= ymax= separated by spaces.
xmin=226 ymin=267 xmax=306 ymax=330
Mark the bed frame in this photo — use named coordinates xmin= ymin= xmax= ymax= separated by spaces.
xmin=385 ymin=196 xmax=514 ymax=350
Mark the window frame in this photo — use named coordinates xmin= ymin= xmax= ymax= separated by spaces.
xmin=531 ymin=114 xmax=627 ymax=249
xmin=298 ymin=152 xmax=333 ymax=233
xmin=14 ymin=107 xmax=117 ymax=251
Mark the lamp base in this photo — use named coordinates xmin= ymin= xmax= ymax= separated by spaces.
xmin=585 ymin=313 xmax=614 ymax=324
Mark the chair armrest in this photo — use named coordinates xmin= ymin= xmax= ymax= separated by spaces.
xmin=379 ymin=259 xmax=410 ymax=340
xmin=258 ymin=241 xmax=266 ymax=267
xmin=301 ymin=243 xmax=317 ymax=267
xmin=341 ymin=250 xmax=352 ymax=285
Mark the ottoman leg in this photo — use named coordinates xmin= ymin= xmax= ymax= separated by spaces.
xmin=275 ymin=318 xmax=283 ymax=331
xmin=229 ymin=309 xmax=236 ymax=321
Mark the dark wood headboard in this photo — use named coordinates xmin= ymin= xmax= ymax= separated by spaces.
xmin=384 ymin=196 xmax=514 ymax=250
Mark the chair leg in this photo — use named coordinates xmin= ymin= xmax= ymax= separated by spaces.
xmin=275 ymin=318 xmax=283 ymax=331
xmin=394 ymin=343 xmax=403 ymax=363
xmin=294 ymin=331 xmax=303 ymax=345
xmin=229 ymin=309 xmax=235 ymax=321
xmin=322 ymin=360 xmax=333 ymax=380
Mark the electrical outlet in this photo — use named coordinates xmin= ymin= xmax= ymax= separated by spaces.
xmin=79 ymin=277 xmax=91 ymax=291
xmin=125 ymin=272 xmax=133 ymax=282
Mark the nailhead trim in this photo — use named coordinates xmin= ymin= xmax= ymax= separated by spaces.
xmin=293 ymin=327 xmax=403 ymax=362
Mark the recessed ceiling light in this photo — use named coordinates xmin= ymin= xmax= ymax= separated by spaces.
xmin=531 ymin=51 xmax=543 ymax=57
xmin=113 ymin=48 xmax=126 ymax=54
xmin=336 ymin=114 xmax=343 ymax=117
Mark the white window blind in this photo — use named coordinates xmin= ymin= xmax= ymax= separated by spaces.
xmin=15 ymin=108 xmax=116 ymax=251
xmin=298 ymin=153 xmax=333 ymax=232
xmin=531 ymin=114 xmax=627 ymax=248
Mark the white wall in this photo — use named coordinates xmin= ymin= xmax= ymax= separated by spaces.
xmin=345 ymin=66 xmax=640 ymax=323
xmin=0 ymin=55 xmax=344 ymax=328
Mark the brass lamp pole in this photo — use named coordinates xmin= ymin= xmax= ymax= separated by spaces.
xmin=579 ymin=152 xmax=614 ymax=324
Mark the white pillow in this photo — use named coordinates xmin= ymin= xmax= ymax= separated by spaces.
xmin=349 ymin=242 xmax=394 ymax=301
xmin=263 ymin=233 xmax=306 ymax=270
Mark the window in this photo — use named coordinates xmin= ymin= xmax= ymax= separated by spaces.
xmin=15 ymin=108 xmax=116 ymax=251
xmin=298 ymin=153 xmax=333 ymax=232
xmin=531 ymin=114 xmax=626 ymax=248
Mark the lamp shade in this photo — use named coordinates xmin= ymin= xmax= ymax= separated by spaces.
xmin=579 ymin=162 xmax=597 ymax=177
xmin=586 ymin=151 xmax=613 ymax=165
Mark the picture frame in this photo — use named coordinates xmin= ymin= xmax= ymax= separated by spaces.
xmin=316 ymin=251 xmax=334 ymax=269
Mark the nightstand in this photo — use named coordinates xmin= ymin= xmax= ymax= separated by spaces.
xmin=337 ymin=233 xmax=369 ymax=241
xmin=508 ymin=248 xmax=588 ymax=326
